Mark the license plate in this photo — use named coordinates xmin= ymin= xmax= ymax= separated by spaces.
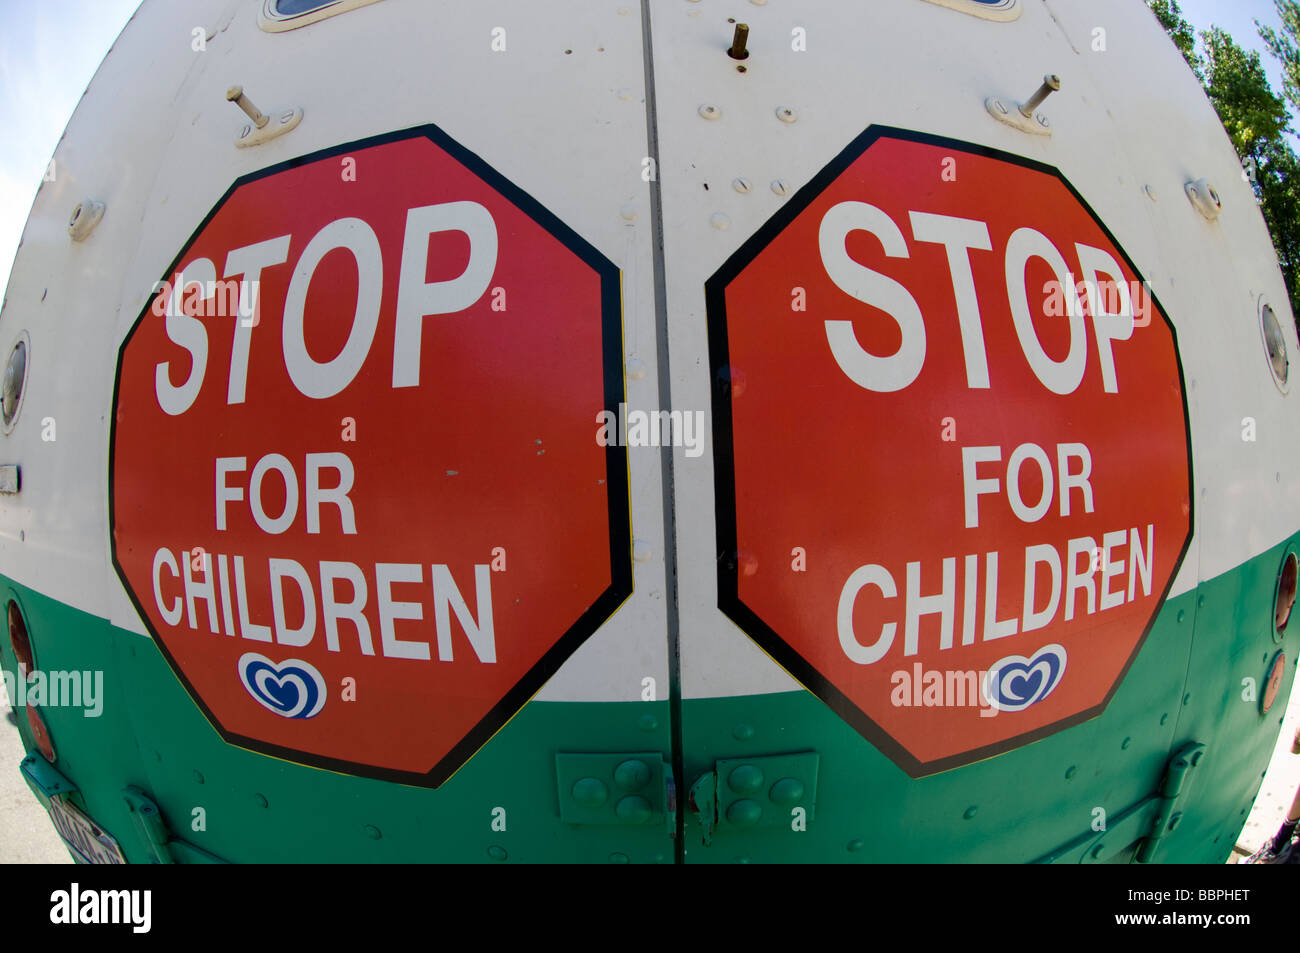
xmin=47 ymin=797 xmax=127 ymax=864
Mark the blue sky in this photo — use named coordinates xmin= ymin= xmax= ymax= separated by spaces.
xmin=0 ymin=1 xmax=1295 ymax=304
xmin=0 ymin=0 xmax=138 ymax=304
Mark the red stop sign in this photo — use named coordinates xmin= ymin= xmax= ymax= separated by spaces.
xmin=707 ymin=127 xmax=1192 ymax=776
xmin=111 ymin=127 xmax=630 ymax=786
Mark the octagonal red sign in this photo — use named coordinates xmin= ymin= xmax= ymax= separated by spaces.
xmin=707 ymin=127 xmax=1192 ymax=776
xmin=111 ymin=126 xmax=630 ymax=787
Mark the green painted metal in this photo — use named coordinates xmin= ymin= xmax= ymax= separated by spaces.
xmin=1 ymin=532 xmax=1296 ymax=862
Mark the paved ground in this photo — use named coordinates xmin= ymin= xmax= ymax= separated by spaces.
xmin=2 ymin=670 xmax=1298 ymax=864
xmin=1233 ymin=671 xmax=1300 ymax=861
xmin=0 ymin=681 xmax=70 ymax=863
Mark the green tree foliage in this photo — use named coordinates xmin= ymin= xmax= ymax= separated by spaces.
xmin=1147 ymin=1 xmax=1300 ymax=328
xmin=1149 ymin=0 xmax=1202 ymax=75
xmin=1201 ymin=27 xmax=1289 ymax=157
xmin=1258 ymin=1 xmax=1300 ymax=114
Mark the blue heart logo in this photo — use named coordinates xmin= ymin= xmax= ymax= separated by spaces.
xmin=237 ymin=653 xmax=326 ymax=719
xmin=983 ymin=644 xmax=1067 ymax=713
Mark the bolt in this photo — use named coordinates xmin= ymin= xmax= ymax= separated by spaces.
xmin=728 ymin=22 xmax=750 ymax=60
xmin=280 ymin=109 xmax=295 ymax=124
xmin=994 ymin=100 xmax=1009 ymax=115
xmin=226 ymin=85 xmax=269 ymax=128
xmin=1019 ymin=74 xmax=1061 ymax=118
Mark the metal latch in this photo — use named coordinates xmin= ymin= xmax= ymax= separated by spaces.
xmin=123 ymin=786 xmax=226 ymax=864
xmin=556 ymin=752 xmax=673 ymax=834
xmin=689 ymin=751 xmax=819 ymax=845
xmin=1135 ymin=741 xmax=1206 ymax=862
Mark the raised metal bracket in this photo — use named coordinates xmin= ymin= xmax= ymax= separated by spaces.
xmin=236 ymin=107 xmax=303 ymax=148
xmin=19 ymin=753 xmax=76 ymax=807
xmin=985 ymin=97 xmax=1052 ymax=136
xmin=556 ymin=752 xmax=671 ymax=829
xmin=690 ymin=751 xmax=819 ymax=845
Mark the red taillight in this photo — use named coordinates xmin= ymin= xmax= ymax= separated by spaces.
xmin=7 ymin=600 xmax=33 ymax=673
xmin=25 ymin=705 xmax=56 ymax=763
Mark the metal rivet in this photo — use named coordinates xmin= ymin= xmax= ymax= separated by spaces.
xmin=1197 ymin=595 xmax=1206 ymax=608
xmin=365 ymin=824 xmax=382 ymax=840
xmin=252 ymin=793 xmax=268 ymax=808
xmin=771 ymin=178 xmax=789 ymax=196
xmin=226 ymin=85 xmax=269 ymax=128
xmin=769 ymin=777 xmax=804 ymax=806
xmin=609 ymin=852 xmax=629 ymax=864
xmin=728 ymin=22 xmax=749 ymax=60
xmin=732 ymin=723 xmax=755 ymax=740
xmin=1183 ymin=692 xmax=1192 ymax=705
xmin=620 ymin=203 xmax=638 ymax=222
xmin=487 ymin=845 xmax=507 ymax=860
xmin=1065 ymin=765 xmax=1077 ymax=780
xmin=638 ymin=713 xmax=659 ymax=732
xmin=193 ymin=770 xmax=205 ymax=784
xmin=710 ymin=211 xmax=731 ymax=230
xmin=632 ymin=539 xmax=652 ymax=562
xmin=847 ymin=838 xmax=864 ymax=852
xmin=615 ymin=795 xmax=653 ymax=823
xmin=728 ymin=764 xmax=764 ymax=795
xmin=698 ymin=103 xmax=721 ymax=120
xmin=1091 ymin=843 xmax=1106 ymax=860
xmin=1019 ymin=74 xmax=1061 ymax=118
xmin=614 ymin=759 xmax=652 ymax=791
xmin=1177 ymin=610 xmax=1185 ymax=623
xmin=727 ymin=799 xmax=762 ymax=825
xmin=776 ymin=105 xmax=797 ymax=123
xmin=732 ymin=177 xmax=751 ymax=194
xmin=279 ymin=109 xmax=295 ymax=124
xmin=1121 ymin=736 xmax=1132 ymax=749
xmin=963 ymin=805 xmax=978 ymax=820
xmin=1160 ymin=713 xmax=1168 ymax=725
xmin=627 ymin=356 xmax=646 ymax=379
xmin=1145 ymin=184 xmax=1158 ymax=201
xmin=573 ymin=777 xmax=609 ymax=807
